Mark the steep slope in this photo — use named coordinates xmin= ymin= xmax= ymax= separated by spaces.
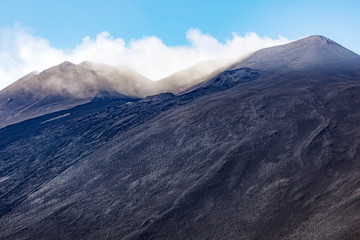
xmin=1 ymin=36 xmax=360 ymax=240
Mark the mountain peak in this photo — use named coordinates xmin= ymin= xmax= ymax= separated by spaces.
xmin=302 ymin=35 xmax=331 ymax=41
xmin=232 ymin=35 xmax=360 ymax=74
xmin=57 ymin=61 xmax=76 ymax=71
xmin=59 ymin=61 xmax=75 ymax=66
xmin=291 ymin=35 xmax=339 ymax=47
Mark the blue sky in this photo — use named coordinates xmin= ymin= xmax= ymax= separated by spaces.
xmin=0 ymin=0 xmax=360 ymax=89
xmin=1 ymin=0 xmax=359 ymax=51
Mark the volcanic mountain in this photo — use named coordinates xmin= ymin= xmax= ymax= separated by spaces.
xmin=1 ymin=36 xmax=360 ymax=240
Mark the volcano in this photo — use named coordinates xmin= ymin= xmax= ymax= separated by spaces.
xmin=1 ymin=36 xmax=360 ymax=240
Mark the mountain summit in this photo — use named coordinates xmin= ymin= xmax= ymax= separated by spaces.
xmin=232 ymin=35 xmax=360 ymax=75
xmin=0 ymin=61 xmax=155 ymax=128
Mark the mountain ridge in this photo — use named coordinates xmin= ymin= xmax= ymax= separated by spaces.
xmin=2 ymin=35 xmax=360 ymax=129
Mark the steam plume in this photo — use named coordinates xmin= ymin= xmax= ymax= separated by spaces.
xmin=0 ymin=25 xmax=290 ymax=90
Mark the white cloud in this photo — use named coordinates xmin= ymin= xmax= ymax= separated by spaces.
xmin=0 ymin=25 xmax=291 ymax=90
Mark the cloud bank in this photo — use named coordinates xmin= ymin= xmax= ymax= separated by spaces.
xmin=0 ymin=25 xmax=290 ymax=90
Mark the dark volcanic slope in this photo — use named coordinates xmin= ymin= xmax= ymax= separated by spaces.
xmin=1 ymin=36 xmax=360 ymax=240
